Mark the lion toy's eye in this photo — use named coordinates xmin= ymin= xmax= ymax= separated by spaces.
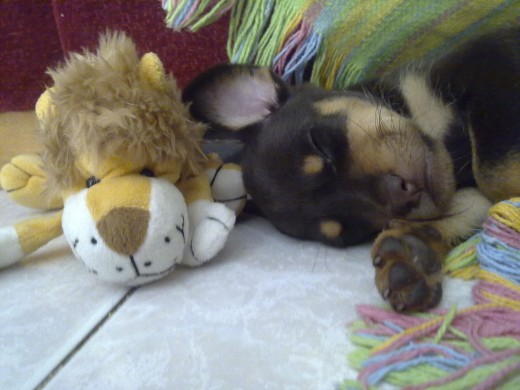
xmin=86 ymin=176 xmax=100 ymax=188
xmin=140 ymin=168 xmax=155 ymax=177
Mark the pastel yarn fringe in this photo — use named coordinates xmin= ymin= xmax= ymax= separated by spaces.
xmin=162 ymin=0 xmax=235 ymax=31
xmin=343 ymin=199 xmax=520 ymax=389
xmin=163 ymin=0 xmax=519 ymax=88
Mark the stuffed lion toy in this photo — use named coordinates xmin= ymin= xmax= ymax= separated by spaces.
xmin=0 ymin=32 xmax=245 ymax=286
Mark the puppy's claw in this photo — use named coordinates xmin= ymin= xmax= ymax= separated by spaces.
xmin=379 ymin=236 xmax=405 ymax=254
xmin=373 ymin=255 xmax=383 ymax=267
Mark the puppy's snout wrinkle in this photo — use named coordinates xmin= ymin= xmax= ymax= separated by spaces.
xmin=97 ymin=207 xmax=150 ymax=255
xmin=383 ymin=174 xmax=422 ymax=216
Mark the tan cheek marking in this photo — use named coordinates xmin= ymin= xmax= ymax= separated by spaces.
xmin=468 ymin=126 xmax=520 ymax=201
xmin=320 ymin=220 xmax=342 ymax=239
xmin=474 ymin=157 xmax=520 ymax=202
xmin=302 ymin=154 xmax=324 ymax=174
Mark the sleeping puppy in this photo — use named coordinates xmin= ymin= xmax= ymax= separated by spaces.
xmin=183 ymin=28 xmax=520 ymax=312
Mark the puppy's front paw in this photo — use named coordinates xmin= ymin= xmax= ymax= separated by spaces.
xmin=372 ymin=224 xmax=448 ymax=312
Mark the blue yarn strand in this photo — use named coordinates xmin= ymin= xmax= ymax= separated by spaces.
xmin=367 ymin=355 xmax=463 ymax=386
xmin=173 ymin=0 xmax=196 ymax=28
xmin=477 ymin=233 xmax=520 ymax=284
xmin=382 ymin=320 xmax=404 ymax=333
xmin=286 ymin=32 xmax=322 ymax=85
xmin=272 ymin=30 xmax=322 ymax=85
xmin=363 ymin=342 xmax=470 ymax=370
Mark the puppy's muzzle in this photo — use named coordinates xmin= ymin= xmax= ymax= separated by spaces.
xmin=383 ymin=174 xmax=422 ymax=216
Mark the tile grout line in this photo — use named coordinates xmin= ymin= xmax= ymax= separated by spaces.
xmin=34 ymin=287 xmax=139 ymax=390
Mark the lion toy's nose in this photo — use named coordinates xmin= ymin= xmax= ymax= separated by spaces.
xmin=96 ymin=207 xmax=150 ymax=255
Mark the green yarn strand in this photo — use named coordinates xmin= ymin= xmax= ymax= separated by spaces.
xmin=228 ymin=0 xmax=274 ymax=63
xmin=190 ymin=0 xmax=235 ymax=31
xmin=228 ymin=0 xmax=313 ymax=65
xmin=163 ymin=0 xmax=235 ymax=31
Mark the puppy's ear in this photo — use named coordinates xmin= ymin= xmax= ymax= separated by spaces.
xmin=183 ymin=64 xmax=290 ymax=132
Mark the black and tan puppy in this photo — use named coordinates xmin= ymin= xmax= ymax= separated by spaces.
xmin=183 ymin=28 xmax=520 ymax=312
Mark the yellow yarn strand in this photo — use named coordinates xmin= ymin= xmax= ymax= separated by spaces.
xmin=489 ymin=197 xmax=520 ymax=232
xmin=480 ymin=270 xmax=520 ymax=292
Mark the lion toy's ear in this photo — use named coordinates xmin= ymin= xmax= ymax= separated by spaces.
xmin=139 ymin=52 xmax=169 ymax=91
xmin=35 ymin=89 xmax=53 ymax=122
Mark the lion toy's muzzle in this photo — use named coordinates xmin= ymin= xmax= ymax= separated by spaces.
xmin=62 ymin=175 xmax=188 ymax=286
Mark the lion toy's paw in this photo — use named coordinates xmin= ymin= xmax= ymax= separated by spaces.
xmin=183 ymin=201 xmax=236 ymax=267
xmin=0 ymin=154 xmax=62 ymax=209
xmin=0 ymin=226 xmax=24 ymax=268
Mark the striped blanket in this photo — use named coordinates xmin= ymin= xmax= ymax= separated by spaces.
xmin=163 ymin=0 xmax=519 ymax=88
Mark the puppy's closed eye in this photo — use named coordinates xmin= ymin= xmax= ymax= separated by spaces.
xmin=309 ymin=127 xmax=334 ymax=162
xmin=307 ymin=126 xmax=347 ymax=175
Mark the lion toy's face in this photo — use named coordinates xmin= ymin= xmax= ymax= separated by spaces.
xmin=61 ymin=155 xmax=189 ymax=285
xmin=35 ymin=32 xmax=208 ymax=285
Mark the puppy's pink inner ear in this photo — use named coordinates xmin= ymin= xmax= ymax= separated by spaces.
xmin=209 ymin=75 xmax=278 ymax=130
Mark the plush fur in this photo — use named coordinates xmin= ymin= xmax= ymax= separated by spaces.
xmin=40 ymin=31 xmax=206 ymax=196
xmin=0 ymin=31 xmax=243 ymax=286
xmin=183 ymin=28 xmax=520 ymax=312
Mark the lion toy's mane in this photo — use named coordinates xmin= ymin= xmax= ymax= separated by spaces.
xmin=40 ymin=31 xmax=206 ymax=195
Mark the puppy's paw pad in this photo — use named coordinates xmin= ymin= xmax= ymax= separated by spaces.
xmin=373 ymin=232 xmax=443 ymax=312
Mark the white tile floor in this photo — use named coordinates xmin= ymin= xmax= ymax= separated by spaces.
xmin=0 ymin=189 xmax=474 ymax=389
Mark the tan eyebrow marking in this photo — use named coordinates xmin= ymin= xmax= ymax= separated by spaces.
xmin=302 ymin=154 xmax=324 ymax=174
xmin=314 ymin=98 xmax=349 ymax=115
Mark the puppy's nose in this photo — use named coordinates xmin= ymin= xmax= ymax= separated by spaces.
xmin=97 ymin=207 xmax=150 ymax=255
xmin=383 ymin=174 xmax=421 ymax=216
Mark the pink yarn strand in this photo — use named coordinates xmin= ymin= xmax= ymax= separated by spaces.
xmin=483 ymin=219 xmax=520 ymax=249
xmin=186 ymin=0 xmax=202 ymax=20
xmin=273 ymin=21 xmax=311 ymax=74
